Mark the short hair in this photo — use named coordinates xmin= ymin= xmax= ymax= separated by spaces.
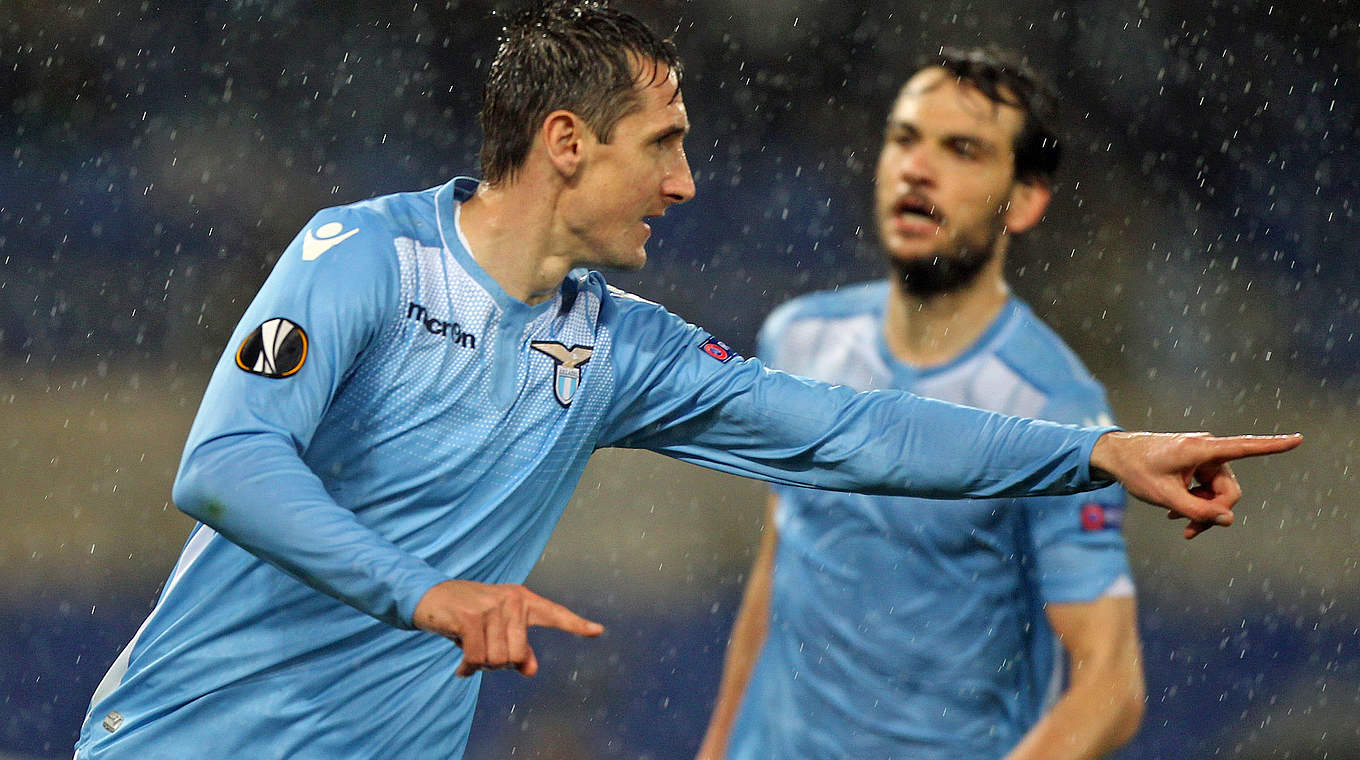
xmin=918 ymin=47 xmax=1062 ymax=183
xmin=479 ymin=0 xmax=682 ymax=186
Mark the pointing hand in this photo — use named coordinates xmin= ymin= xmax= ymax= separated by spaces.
xmin=413 ymin=579 xmax=605 ymax=677
xmin=1089 ymin=432 xmax=1303 ymax=539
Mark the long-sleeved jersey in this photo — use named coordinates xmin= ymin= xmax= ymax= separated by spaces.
xmin=77 ymin=178 xmax=1115 ymax=759
xmin=729 ymin=281 xmax=1133 ymax=759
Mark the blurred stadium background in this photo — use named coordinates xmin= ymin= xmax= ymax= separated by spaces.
xmin=2 ymin=0 xmax=1356 ymax=757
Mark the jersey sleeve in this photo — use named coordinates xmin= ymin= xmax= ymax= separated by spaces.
xmin=171 ymin=205 xmax=449 ymax=629
xmin=1021 ymin=387 xmax=1134 ymax=604
xmin=596 ymin=296 xmax=1119 ymax=500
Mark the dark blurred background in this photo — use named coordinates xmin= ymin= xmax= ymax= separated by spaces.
xmin=2 ymin=1 xmax=1356 ymax=758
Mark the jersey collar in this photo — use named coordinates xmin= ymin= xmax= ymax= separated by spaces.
xmin=435 ymin=177 xmax=557 ymax=322
xmin=874 ymin=289 xmax=1023 ymax=383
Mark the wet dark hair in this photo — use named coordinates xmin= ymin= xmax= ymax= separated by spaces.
xmin=919 ymin=47 xmax=1062 ymax=184
xmin=479 ymin=0 xmax=682 ymax=186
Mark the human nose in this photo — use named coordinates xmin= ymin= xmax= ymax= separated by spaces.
xmin=894 ymin=144 xmax=936 ymax=187
xmin=664 ymin=151 xmax=696 ymax=205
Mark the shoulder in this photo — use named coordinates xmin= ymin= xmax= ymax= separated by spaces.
xmin=551 ymin=272 xmax=670 ymax=340
xmin=763 ymin=281 xmax=887 ymax=334
xmin=593 ymin=276 xmax=679 ymax=326
xmin=305 ymin=185 xmax=443 ymax=250
xmin=994 ymin=299 xmax=1103 ymax=391
xmin=759 ymin=281 xmax=885 ymax=357
xmin=588 ymin=274 xmax=743 ymax=364
xmin=993 ymin=299 xmax=1112 ymax=424
xmin=273 ymin=186 xmax=450 ymax=293
xmin=573 ymin=273 xmax=683 ymax=339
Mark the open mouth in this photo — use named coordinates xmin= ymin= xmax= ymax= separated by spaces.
xmin=893 ymin=195 xmax=941 ymax=224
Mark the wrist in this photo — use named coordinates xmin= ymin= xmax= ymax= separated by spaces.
xmin=1089 ymin=431 xmax=1126 ymax=482
xmin=412 ymin=579 xmax=458 ymax=634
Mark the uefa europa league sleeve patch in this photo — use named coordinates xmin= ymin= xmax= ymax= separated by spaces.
xmin=235 ymin=318 xmax=309 ymax=378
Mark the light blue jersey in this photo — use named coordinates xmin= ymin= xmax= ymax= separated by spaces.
xmin=728 ymin=281 xmax=1133 ymax=760
xmin=77 ymin=181 xmax=1116 ymax=760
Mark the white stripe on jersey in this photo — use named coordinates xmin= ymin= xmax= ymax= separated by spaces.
xmin=85 ymin=525 xmax=219 ymax=712
xmin=1102 ymin=573 xmax=1137 ymax=598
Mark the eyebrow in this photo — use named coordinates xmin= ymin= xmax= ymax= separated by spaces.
xmin=651 ymin=123 xmax=688 ymax=142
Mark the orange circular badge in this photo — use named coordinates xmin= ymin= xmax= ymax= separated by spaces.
xmin=235 ymin=318 xmax=308 ymax=378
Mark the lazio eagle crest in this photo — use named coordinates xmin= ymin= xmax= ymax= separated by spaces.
xmin=530 ymin=341 xmax=594 ymax=407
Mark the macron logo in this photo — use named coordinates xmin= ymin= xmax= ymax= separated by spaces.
xmin=302 ymin=221 xmax=360 ymax=261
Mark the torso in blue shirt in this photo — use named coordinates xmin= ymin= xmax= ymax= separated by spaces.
xmin=729 ymin=281 xmax=1132 ymax=760
xmin=76 ymin=181 xmax=1115 ymax=760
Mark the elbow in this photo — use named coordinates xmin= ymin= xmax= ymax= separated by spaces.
xmin=172 ymin=429 xmax=301 ymax=527
xmin=172 ymin=450 xmax=227 ymax=526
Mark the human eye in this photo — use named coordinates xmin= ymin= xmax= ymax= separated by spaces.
xmin=654 ymin=127 xmax=686 ymax=149
xmin=950 ymin=138 xmax=982 ymax=159
xmin=885 ymin=127 xmax=915 ymax=147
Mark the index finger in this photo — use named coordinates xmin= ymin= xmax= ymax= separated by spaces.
xmin=526 ymin=595 xmax=605 ymax=638
xmin=1200 ymin=433 xmax=1302 ymax=462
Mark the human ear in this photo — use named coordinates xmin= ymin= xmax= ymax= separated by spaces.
xmin=542 ymin=110 xmax=587 ymax=177
xmin=1002 ymin=179 xmax=1052 ymax=235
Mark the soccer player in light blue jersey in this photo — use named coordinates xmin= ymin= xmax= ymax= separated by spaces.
xmin=699 ymin=51 xmax=1144 ymax=760
xmin=75 ymin=4 xmax=1300 ymax=759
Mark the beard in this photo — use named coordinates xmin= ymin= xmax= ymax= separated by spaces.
xmin=885 ymin=218 xmax=1002 ymax=299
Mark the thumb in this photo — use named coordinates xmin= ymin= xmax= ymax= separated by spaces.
xmin=518 ymin=647 xmax=541 ymax=678
xmin=1159 ymin=484 xmax=1234 ymax=526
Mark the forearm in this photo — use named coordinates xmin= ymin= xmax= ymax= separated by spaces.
xmin=174 ymin=432 xmax=448 ymax=628
xmin=1003 ymin=669 xmax=1144 ymax=760
xmin=621 ymin=365 xmax=1117 ymax=500
xmin=1006 ymin=597 xmax=1145 ymax=760
xmin=697 ymin=499 xmax=779 ymax=760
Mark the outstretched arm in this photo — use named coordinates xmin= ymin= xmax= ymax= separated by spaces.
xmin=697 ymin=494 xmax=779 ymax=760
xmin=1089 ymin=431 xmax=1303 ymax=538
xmin=601 ymin=295 xmax=1303 ymax=539
xmin=1003 ymin=596 xmax=1145 ymax=760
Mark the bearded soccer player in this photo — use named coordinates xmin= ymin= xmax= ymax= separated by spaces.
xmin=699 ymin=50 xmax=1157 ymax=760
xmin=75 ymin=3 xmax=1299 ymax=759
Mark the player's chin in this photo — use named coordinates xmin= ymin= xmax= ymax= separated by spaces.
xmin=591 ymin=250 xmax=647 ymax=272
xmin=630 ymin=250 xmax=648 ymax=270
xmin=611 ymin=224 xmax=651 ymax=269
xmin=614 ymin=243 xmax=648 ymax=271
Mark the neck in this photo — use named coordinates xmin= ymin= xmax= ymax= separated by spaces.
xmin=457 ymin=180 xmax=575 ymax=306
xmin=882 ymin=253 xmax=1010 ymax=367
